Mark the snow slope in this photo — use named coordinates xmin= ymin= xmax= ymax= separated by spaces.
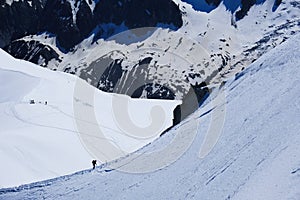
xmin=0 ymin=50 xmax=179 ymax=188
xmin=1 ymin=27 xmax=299 ymax=200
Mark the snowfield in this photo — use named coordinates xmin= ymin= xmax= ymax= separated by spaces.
xmin=0 ymin=50 xmax=179 ymax=188
xmin=1 ymin=26 xmax=299 ymax=200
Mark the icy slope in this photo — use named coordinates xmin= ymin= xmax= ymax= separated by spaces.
xmin=0 ymin=50 xmax=179 ymax=188
xmin=1 ymin=29 xmax=299 ymax=200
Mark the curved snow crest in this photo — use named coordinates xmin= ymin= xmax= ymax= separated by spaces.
xmin=1 ymin=32 xmax=299 ymax=199
xmin=0 ymin=49 xmax=180 ymax=188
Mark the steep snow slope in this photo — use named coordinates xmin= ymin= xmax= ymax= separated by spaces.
xmin=1 ymin=30 xmax=299 ymax=200
xmin=0 ymin=50 xmax=179 ymax=188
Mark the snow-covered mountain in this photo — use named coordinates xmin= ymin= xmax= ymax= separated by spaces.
xmin=1 ymin=0 xmax=300 ymax=198
xmin=2 ymin=0 xmax=299 ymax=108
xmin=1 ymin=26 xmax=299 ymax=200
xmin=0 ymin=49 xmax=179 ymax=188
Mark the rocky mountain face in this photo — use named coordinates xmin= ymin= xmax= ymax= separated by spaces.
xmin=1 ymin=0 xmax=183 ymax=51
xmin=6 ymin=40 xmax=61 ymax=67
xmin=2 ymin=0 xmax=285 ymax=67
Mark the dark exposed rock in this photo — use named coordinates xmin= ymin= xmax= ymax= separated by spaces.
xmin=76 ymin=0 xmax=94 ymax=38
xmin=272 ymin=0 xmax=282 ymax=11
xmin=4 ymin=40 xmax=61 ymax=66
xmin=191 ymin=82 xmax=209 ymax=105
xmin=93 ymin=0 xmax=182 ymax=29
xmin=40 ymin=0 xmax=81 ymax=52
xmin=131 ymin=83 xmax=176 ymax=100
xmin=97 ymin=59 xmax=124 ymax=93
xmin=172 ymin=82 xmax=209 ymax=126
xmin=0 ymin=0 xmax=183 ymax=52
xmin=0 ymin=0 xmax=43 ymax=48
xmin=205 ymin=0 xmax=222 ymax=7
xmin=274 ymin=0 xmax=282 ymax=7
xmin=139 ymin=57 xmax=153 ymax=66
xmin=236 ymin=0 xmax=258 ymax=20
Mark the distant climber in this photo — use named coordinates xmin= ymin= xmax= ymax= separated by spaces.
xmin=92 ymin=160 xmax=97 ymax=169
xmin=45 ymin=101 xmax=47 ymax=105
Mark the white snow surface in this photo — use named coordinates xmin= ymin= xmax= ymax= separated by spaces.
xmin=0 ymin=50 xmax=180 ymax=188
xmin=1 ymin=26 xmax=299 ymax=200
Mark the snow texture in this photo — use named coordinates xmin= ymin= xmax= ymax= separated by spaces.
xmin=0 ymin=50 xmax=179 ymax=188
xmin=1 ymin=24 xmax=300 ymax=200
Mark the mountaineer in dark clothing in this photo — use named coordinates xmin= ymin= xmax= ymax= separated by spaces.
xmin=92 ymin=160 xmax=97 ymax=169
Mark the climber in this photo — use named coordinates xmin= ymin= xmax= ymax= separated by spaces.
xmin=92 ymin=160 xmax=97 ymax=169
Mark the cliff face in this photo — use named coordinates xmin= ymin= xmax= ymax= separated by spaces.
xmin=0 ymin=0 xmax=44 ymax=48
xmin=0 ymin=0 xmax=183 ymax=51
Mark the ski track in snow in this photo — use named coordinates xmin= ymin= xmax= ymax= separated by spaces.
xmin=1 ymin=31 xmax=300 ymax=200
xmin=0 ymin=46 xmax=180 ymax=189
